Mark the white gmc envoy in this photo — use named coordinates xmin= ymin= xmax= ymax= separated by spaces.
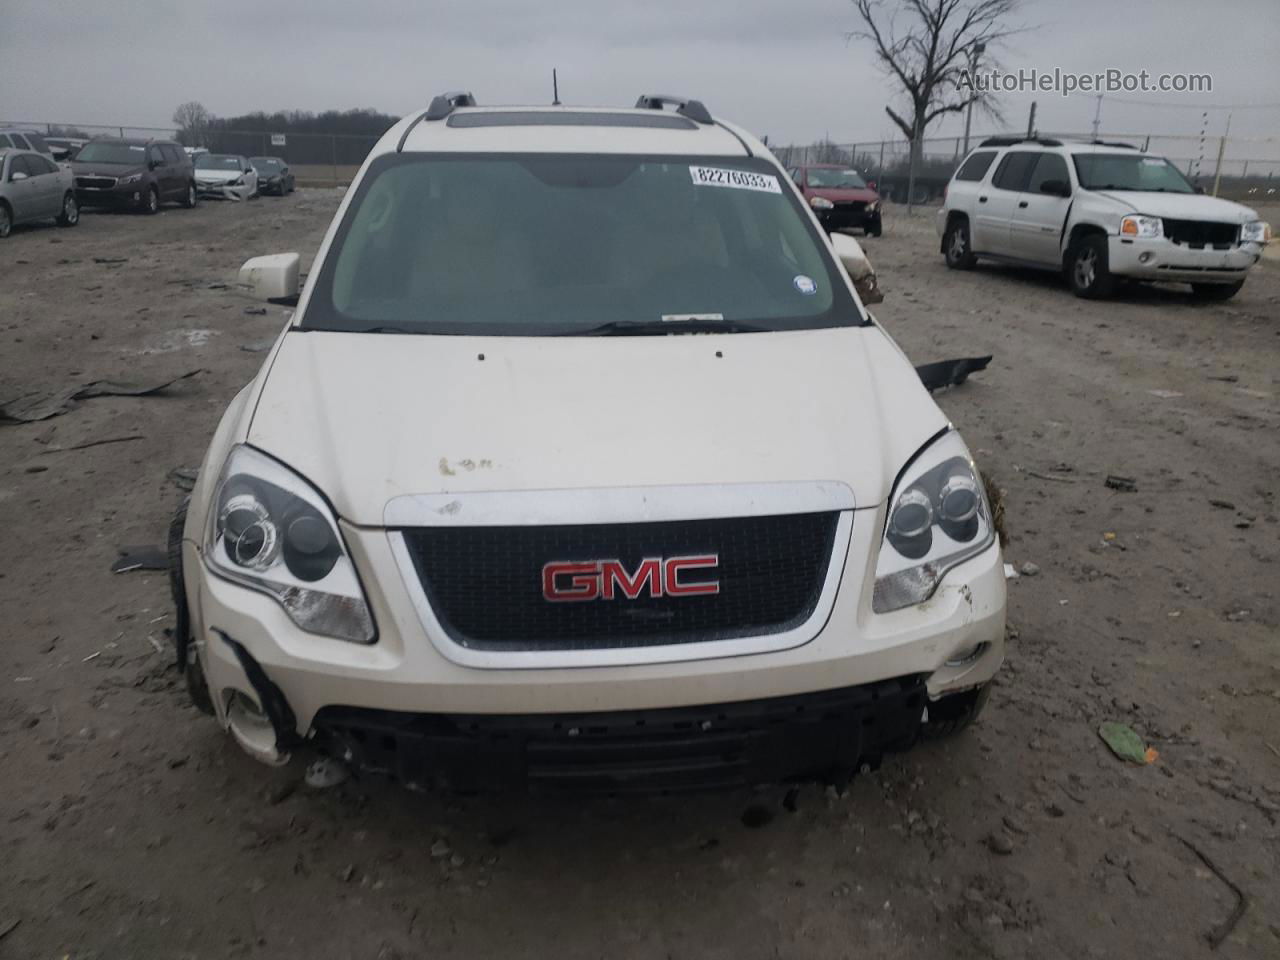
xmin=938 ymin=137 xmax=1270 ymax=300
xmin=171 ymin=92 xmax=1006 ymax=792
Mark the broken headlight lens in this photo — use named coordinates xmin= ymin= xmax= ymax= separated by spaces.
xmin=873 ymin=431 xmax=994 ymax=614
xmin=809 ymin=196 xmax=835 ymax=210
xmin=204 ymin=445 xmax=375 ymax=643
xmin=1240 ymin=220 xmax=1270 ymax=244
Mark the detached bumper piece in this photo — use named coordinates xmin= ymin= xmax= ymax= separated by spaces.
xmin=314 ymin=677 xmax=926 ymax=794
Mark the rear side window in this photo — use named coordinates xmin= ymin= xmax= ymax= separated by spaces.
xmin=0 ymin=135 xmax=11 ymax=148
xmin=10 ymin=133 xmax=31 ymax=150
xmin=28 ymin=155 xmax=57 ymax=175
xmin=161 ymin=144 xmax=183 ymax=164
xmin=954 ymin=151 xmax=997 ymax=182
xmin=25 ymin=133 xmax=49 ymax=154
xmin=991 ymin=151 xmax=1038 ymax=192
xmin=1028 ymin=153 xmax=1070 ymax=193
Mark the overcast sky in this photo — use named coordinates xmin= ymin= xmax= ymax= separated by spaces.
xmin=3 ymin=0 xmax=1277 ymax=150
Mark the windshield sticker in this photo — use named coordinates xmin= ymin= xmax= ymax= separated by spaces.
xmin=661 ymin=313 xmax=725 ymax=322
xmin=689 ymin=166 xmax=781 ymax=194
xmin=793 ymin=275 xmax=817 ymax=295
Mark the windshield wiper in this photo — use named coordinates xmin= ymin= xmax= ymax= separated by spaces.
xmin=568 ymin=318 xmax=773 ymax=337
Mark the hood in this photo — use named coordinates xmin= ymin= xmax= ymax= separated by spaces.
xmin=247 ymin=327 xmax=946 ymax=526
xmin=195 ymin=168 xmax=245 ymax=183
xmin=808 ymin=186 xmax=878 ymax=203
xmin=71 ymin=161 xmax=145 ymax=178
xmin=1092 ymin=190 xmax=1258 ymax=222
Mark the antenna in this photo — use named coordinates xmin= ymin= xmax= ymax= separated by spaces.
xmin=552 ymin=69 xmax=561 ymax=106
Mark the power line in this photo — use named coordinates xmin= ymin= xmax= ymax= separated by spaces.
xmin=1065 ymin=93 xmax=1280 ymax=110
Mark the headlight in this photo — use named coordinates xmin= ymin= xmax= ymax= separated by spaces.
xmin=119 ymin=173 xmax=142 ymax=184
xmin=873 ymin=431 xmax=995 ymax=614
xmin=809 ymin=196 xmax=834 ymax=210
xmin=204 ymin=445 xmax=375 ymax=643
xmin=868 ymin=200 xmax=880 ymax=212
xmin=1119 ymin=215 xmax=1162 ymax=239
xmin=229 ymin=177 xmax=244 ymax=186
xmin=1240 ymin=220 xmax=1271 ymax=244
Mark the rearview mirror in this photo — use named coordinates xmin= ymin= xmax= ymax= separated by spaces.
xmin=1039 ymin=179 xmax=1071 ymax=198
xmin=239 ymin=252 xmax=300 ymax=301
xmin=830 ymin=232 xmax=884 ymax=305
xmin=10 ymin=171 xmax=29 ymax=182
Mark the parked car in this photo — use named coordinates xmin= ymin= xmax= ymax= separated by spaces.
xmin=788 ymin=163 xmax=882 ymax=236
xmin=938 ymin=137 xmax=1271 ymax=300
xmin=194 ymin=153 xmax=258 ymax=201
xmin=71 ymin=138 xmax=197 ymax=213
xmin=250 ymin=156 xmax=295 ymax=196
xmin=0 ymin=128 xmax=56 ymax=162
xmin=45 ymin=137 xmax=89 ymax=162
xmin=171 ymin=91 xmax=1005 ymax=793
xmin=0 ymin=148 xmax=79 ymax=238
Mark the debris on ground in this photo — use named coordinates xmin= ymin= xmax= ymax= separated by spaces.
xmin=1208 ymin=499 xmax=1235 ymax=510
xmin=1003 ymin=564 xmax=1020 ymax=580
xmin=1019 ymin=562 xmax=1040 ymax=577
xmin=92 ymin=257 xmax=129 ymax=264
xmin=986 ymin=832 xmax=1014 ymax=855
xmin=1104 ymin=474 xmax=1137 ymax=492
xmin=0 ymin=370 xmax=202 ymax=424
xmin=1147 ymin=389 xmax=1184 ymax=399
xmin=304 ymin=757 xmax=350 ymax=789
xmin=168 ymin=467 xmax=199 ymax=491
xmin=243 ymin=306 xmax=269 ymax=315
xmin=1098 ymin=722 xmax=1158 ymax=765
xmin=240 ymin=339 xmax=276 ymax=353
xmin=38 ymin=434 xmax=145 ymax=454
xmin=1173 ymin=834 xmax=1249 ymax=949
xmin=1022 ymin=467 xmax=1076 ymax=484
xmin=915 ymin=355 xmax=992 ymax=392
xmin=110 ymin=545 xmax=168 ymax=573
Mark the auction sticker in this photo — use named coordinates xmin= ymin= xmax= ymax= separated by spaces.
xmin=689 ymin=165 xmax=781 ymax=194
xmin=793 ymin=275 xmax=817 ymax=295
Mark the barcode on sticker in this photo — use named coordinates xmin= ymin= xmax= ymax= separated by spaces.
xmin=689 ymin=166 xmax=781 ymax=194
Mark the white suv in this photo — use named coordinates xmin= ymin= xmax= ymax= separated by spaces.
xmin=172 ymin=91 xmax=1006 ymax=792
xmin=938 ymin=137 xmax=1271 ymax=300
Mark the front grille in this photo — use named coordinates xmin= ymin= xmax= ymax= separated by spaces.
xmin=1162 ymin=219 xmax=1238 ymax=248
xmin=836 ymin=200 xmax=867 ymax=213
xmin=401 ymin=512 xmax=841 ymax=651
xmin=313 ymin=677 xmax=926 ymax=793
xmin=75 ymin=176 xmax=116 ymax=189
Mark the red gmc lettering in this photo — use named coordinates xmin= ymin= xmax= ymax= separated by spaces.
xmin=543 ymin=555 xmax=720 ymax=602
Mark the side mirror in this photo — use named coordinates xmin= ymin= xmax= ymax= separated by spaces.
xmin=830 ymin=232 xmax=884 ymax=305
xmin=1039 ymin=179 xmax=1071 ymax=197
xmin=245 ymin=168 xmax=253 ymax=175
xmin=10 ymin=171 xmax=29 ymax=182
xmin=867 ymin=180 xmax=878 ymax=191
xmin=239 ymin=252 xmax=300 ymax=301
xmin=149 ymin=158 xmax=163 ymax=169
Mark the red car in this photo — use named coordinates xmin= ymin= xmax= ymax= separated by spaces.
xmin=789 ymin=164 xmax=882 ymax=237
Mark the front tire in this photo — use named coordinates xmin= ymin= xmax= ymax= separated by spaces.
xmin=0 ymin=203 xmax=12 ymax=238
xmin=943 ymin=217 xmax=976 ymax=269
xmin=168 ymin=498 xmax=215 ymax=716
xmin=922 ymin=683 xmax=991 ymax=739
xmin=1067 ymin=234 xmax=1114 ymax=299
xmin=142 ymin=185 xmax=159 ymax=215
xmin=57 ymin=192 xmax=79 ymax=227
xmin=182 ymin=182 xmax=198 ymax=208
xmin=866 ymin=217 xmax=882 ymax=238
xmin=1191 ymin=280 xmax=1244 ymax=302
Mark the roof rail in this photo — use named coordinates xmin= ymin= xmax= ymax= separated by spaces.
xmin=634 ymin=94 xmax=713 ymax=125
xmin=425 ymin=90 xmax=478 ymax=122
xmin=978 ymin=136 xmax=1064 ymax=148
xmin=1086 ymin=138 xmax=1138 ymax=150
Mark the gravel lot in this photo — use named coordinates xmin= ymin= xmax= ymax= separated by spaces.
xmin=2 ymin=194 xmax=1277 ymax=959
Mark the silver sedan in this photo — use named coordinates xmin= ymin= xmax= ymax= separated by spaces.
xmin=0 ymin=148 xmax=79 ymax=238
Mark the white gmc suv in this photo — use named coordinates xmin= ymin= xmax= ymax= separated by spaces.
xmin=171 ymin=91 xmax=1006 ymax=793
xmin=938 ymin=137 xmax=1271 ymax=300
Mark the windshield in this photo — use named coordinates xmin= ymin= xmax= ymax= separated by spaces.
xmin=75 ymin=142 xmax=147 ymax=165
xmin=307 ymin=153 xmax=862 ymax=336
xmin=251 ymin=157 xmax=283 ymax=171
xmin=1073 ymin=153 xmax=1194 ymax=193
xmin=806 ymin=168 xmax=867 ymax=189
xmin=196 ymin=154 xmax=244 ymax=170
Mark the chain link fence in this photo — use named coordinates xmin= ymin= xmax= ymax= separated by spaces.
xmin=1 ymin=120 xmax=382 ymax=186
xmin=769 ymin=132 xmax=1280 ymax=205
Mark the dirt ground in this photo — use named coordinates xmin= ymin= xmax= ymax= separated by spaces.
xmin=1 ymin=192 xmax=1277 ymax=960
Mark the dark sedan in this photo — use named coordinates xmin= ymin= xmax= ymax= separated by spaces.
xmin=250 ymin=157 xmax=295 ymax=196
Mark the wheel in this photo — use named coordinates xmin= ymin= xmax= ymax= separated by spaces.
xmin=0 ymin=203 xmax=11 ymax=238
xmin=168 ymin=497 xmax=215 ymax=716
xmin=922 ymin=683 xmax=990 ymax=740
xmin=57 ymin=192 xmax=79 ymax=227
xmin=866 ymin=217 xmax=882 ymax=238
xmin=182 ymin=182 xmax=198 ymax=208
xmin=142 ymin=185 xmax=159 ymax=215
xmin=943 ymin=217 xmax=976 ymax=269
xmin=1190 ymin=280 xmax=1244 ymax=302
xmin=1067 ymin=234 xmax=1114 ymax=299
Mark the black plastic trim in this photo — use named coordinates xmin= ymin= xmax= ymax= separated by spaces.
xmin=214 ymin=629 xmax=303 ymax=750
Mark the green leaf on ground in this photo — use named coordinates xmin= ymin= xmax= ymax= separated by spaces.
xmin=1098 ymin=721 xmax=1148 ymax=764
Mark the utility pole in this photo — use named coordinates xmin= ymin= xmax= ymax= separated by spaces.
xmin=1090 ymin=95 xmax=1102 ymax=139
xmin=961 ymin=41 xmax=986 ymax=155
xmin=1211 ymin=112 xmax=1231 ymax=198
xmin=552 ymin=69 xmax=561 ymax=106
xmin=1025 ymin=102 xmax=1037 ymax=138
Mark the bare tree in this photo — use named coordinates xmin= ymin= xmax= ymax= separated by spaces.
xmin=172 ymin=101 xmax=212 ymax=147
xmin=850 ymin=0 xmax=1020 ymax=207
